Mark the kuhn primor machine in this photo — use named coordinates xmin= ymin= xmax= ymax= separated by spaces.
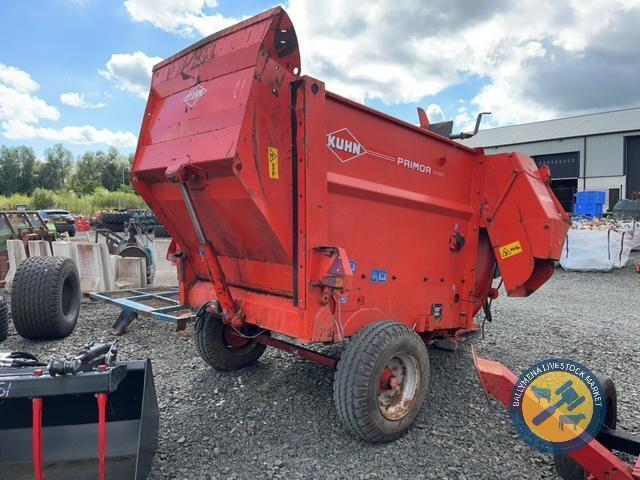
xmin=131 ymin=7 xmax=569 ymax=443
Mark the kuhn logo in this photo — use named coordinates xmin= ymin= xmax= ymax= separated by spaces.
xmin=326 ymin=126 xmax=445 ymax=177
xmin=184 ymin=84 xmax=207 ymax=107
xmin=327 ymin=128 xmax=367 ymax=163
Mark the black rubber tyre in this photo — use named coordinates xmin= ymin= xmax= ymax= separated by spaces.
xmin=194 ymin=314 xmax=267 ymax=371
xmin=0 ymin=297 xmax=8 ymax=342
xmin=97 ymin=212 xmax=131 ymax=232
xmin=11 ymin=256 xmax=81 ymax=340
xmin=153 ymin=225 xmax=170 ymax=238
xmin=553 ymin=377 xmax=617 ymax=480
xmin=105 ymin=222 xmax=126 ymax=233
xmin=334 ymin=321 xmax=430 ymax=442
xmin=101 ymin=212 xmax=131 ymax=224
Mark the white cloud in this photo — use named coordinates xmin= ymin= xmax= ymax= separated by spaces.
xmin=454 ymin=106 xmax=474 ymax=133
xmin=124 ymin=0 xmax=239 ymax=36
xmin=286 ymin=0 xmax=640 ymax=126
xmin=0 ymin=63 xmax=40 ymax=93
xmin=287 ymin=1 xmax=467 ymax=105
xmin=60 ymin=92 xmax=106 ymax=109
xmin=99 ymin=51 xmax=162 ymax=99
xmin=425 ymin=104 xmax=445 ymax=123
xmin=0 ymin=84 xmax=60 ymax=124
xmin=119 ymin=0 xmax=640 ymax=127
xmin=0 ymin=65 xmax=59 ymax=125
xmin=2 ymin=120 xmax=137 ymax=147
xmin=0 ymin=63 xmax=136 ymax=147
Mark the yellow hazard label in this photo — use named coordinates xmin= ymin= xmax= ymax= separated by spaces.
xmin=268 ymin=146 xmax=279 ymax=179
xmin=499 ymin=240 xmax=523 ymax=259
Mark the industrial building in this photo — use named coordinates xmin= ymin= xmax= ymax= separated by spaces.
xmin=463 ymin=107 xmax=640 ymax=212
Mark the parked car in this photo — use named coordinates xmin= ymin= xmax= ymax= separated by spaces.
xmin=38 ymin=209 xmax=76 ymax=236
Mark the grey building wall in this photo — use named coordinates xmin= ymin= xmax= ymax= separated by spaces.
xmin=586 ymin=135 xmax=621 ymax=176
xmin=481 ymin=130 xmax=640 ymax=179
xmin=585 ymin=131 xmax=640 ymax=177
xmin=483 ymin=138 xmax=585 ymax=176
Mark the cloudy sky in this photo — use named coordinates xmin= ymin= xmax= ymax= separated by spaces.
xmin=1 ymin=0 xmax=639 ymax=156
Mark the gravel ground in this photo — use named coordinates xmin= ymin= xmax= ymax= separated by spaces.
xmin=2 ymin=255 xmax=639 ymax=479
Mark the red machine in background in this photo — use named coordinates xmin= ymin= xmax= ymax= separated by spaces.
xmin=132 ymin=7 xmax=569 ymax=442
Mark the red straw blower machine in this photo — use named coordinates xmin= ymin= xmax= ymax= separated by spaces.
xmin=131 ymin=8 xmax=569 ymax=442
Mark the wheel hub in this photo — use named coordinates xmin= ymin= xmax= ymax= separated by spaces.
xmin=377 ymin=354 xmax=420 ymax=421
xmin=222 ymin=325 xmax=251 ymax=349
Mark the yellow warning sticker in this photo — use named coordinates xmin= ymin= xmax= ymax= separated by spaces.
xmin=268 ymin=146 xmax=279 ymax=179
xmin=499 ymin=240 xmax=523 ymax=259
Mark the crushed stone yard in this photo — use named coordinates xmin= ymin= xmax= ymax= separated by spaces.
xmin=2 ymin=256 xmax=639 ymax=479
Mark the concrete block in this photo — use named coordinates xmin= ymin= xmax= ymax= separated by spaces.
xmin=152 ymin=238 xmax=177 ymax=286
xmin=5 ymin=239 xmax=26 ymax=293
xmin=70 ymin=231 xmax=94 ymax=243
xmin=75 ymin=243 xmax=113 ymax=293
xmin=115 ymin=257 xmax=147 ymax=289
xmin=110 ymin=254 xmax=119 ymax=283
xmin=52 ymin=241 xmax=79 ymax=265
xmin=102 ymin=247 xmax=116 ymax=291
xmin=27 ymin=240 xmax=52 ymax=257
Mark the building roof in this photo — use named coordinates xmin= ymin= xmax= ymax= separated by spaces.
xmin=462 ymin=107 xmax=640 ymax=148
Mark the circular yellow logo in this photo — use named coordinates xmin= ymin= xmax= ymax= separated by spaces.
xmin=510 ymin=359 xmax=604 ymax=453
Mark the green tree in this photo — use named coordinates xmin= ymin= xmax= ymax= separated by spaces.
xmin=38 ymin=143 xmax=72 ymax=190
xmin=0 ymin=146 xmax=20 ymax=195
xmin=16 ymin=145 xmax=36 ymax=193
xmin=100 ymin=147 xmax=121 ymax=191
xmin=73 ymin=151 xmax=102 ymax=194
xmin=102 ymin=147 xmax=131 ymax=190
xmin=31 ymin=187 xmax=56 ymax=209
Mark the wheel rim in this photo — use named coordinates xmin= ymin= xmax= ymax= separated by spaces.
xmin=61 ymin=276 xmax=75 ymax=316
xmin=222 ymin=324 xmax=252 ymax=349
xmin=377 ymin=353 xmax=420 ymax=420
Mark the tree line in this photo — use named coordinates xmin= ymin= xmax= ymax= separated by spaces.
xmin=0 ymin=143 xmax=134 ymax=196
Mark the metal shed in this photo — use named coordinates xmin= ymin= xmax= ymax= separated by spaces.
xmin=462 ymin=107 xmax=640 ymax=212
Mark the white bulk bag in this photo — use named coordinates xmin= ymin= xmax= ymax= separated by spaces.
xmin=620 ymin=221 xmax=640 ymax=251
xmin=560 ymin=230 xmax=611 ymax=271
xmin=609 ymin=230 xmax=633 ymax=268
xmin=560 ymin=229 xmax=631 ymax=271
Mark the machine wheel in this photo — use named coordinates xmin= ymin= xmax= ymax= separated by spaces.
xmin=334 ymin=321 xmax=430 ymax=442
xmin=11 ymin=256 xmax=81 ymax=340
xmin=0 ymin=297 xmax=8 ymax=342
xmin=194 ymin=314 xmax=267 ymax=371
xmin=553 ymin=377 xmax=617 ymax=480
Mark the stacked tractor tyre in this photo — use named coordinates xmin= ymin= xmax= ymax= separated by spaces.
xmin=0 ymin=298 xmax=8 ymax=342
xmin=153 ymin=225 xmax=170 ymax=238
xmin=96 ymin=211 xmax=132 ymax=232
